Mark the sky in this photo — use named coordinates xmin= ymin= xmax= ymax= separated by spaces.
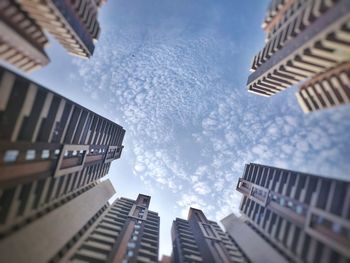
xmin=24 ymin=0 xmax=350 ymax=257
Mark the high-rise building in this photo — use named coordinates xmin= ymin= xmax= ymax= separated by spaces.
xmin=236 ymin=163 xmax=350 ymax=262
xmin=18 ymin=0 xmax=105 ymax=58
xmin=247 ymin=0 xmax=350 ymax=113
xmin=221 ymin=213 xmax=288 ymax=263
xmin=0 ymin=65 xmax=125 ymax=239
xmin=0 ymin=0 xmax=49 ymax=71
xmin=0 ymin=179 xmax=116 ymax=263
xmin=0 ymin=0 xmax=107 ymax=71
xmin=170 ymin=207 xmax=249 ymax=263
xmin=0 ymin=188 xmax=160 ymax=263
xmin=59 ymin=194 xmax=160 ymax=263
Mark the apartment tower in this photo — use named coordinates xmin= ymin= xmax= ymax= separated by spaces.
xmin=1 ymin=0 xmax=107 ymax=71
xmin=171 ymin=207 xmax=249 ymax=263
xmin=18 ymin=0 xmax=105 ymax=58
xmin=0 ymin=65 xmax=125 ymax=241
xmin=236 ymin=163 xmax=350 ymax=262
xmin=0 ymin=0 xmax=50 ymax=71
xmin=222 ymin=213 xmax=288 ymax=263
xmin=51 ymin=194 xmax=160 ymax=263
xmin=247 ymin=0 xmax=350 ymax=113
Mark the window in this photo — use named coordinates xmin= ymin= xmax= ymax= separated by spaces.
xmin=26 ymin=150 xmax=36 ymax=160
xmin=279 ymin=197 xmax=286 ymax=206
xmin=3 ymin=150 xmax=19 ymax=162
xmin=332 ymin=223 xmax=342 ymax=234
xmin=41 ymin=150 xmax=50 ymax=159
xmin=127 ymin=242 xmax=136 ymax=248
xmin=296 ymin=205 xmax=303 ymax=215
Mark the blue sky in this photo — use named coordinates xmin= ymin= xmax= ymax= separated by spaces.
xmin=27 ymin=0 xmax=350 ymax=257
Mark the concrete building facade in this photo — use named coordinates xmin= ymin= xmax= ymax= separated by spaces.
xmin=236 ymin=163 xmax=350 ymax=262
xmin=221 ymin=213 xmax=288 ymax=263
xmin=0 ymin=65 xmax=125 ymax=239
xmin=247 ymin=0 xmax=350 ymax=113
xmin=0 ymin=179 xmax=116 ymax=263
xmin=18 ymin=0 xmax=105 ymax=58
xmin=171 ymin=207 xmax=249 ymax=263
xmin=51 ymin=193 xmax=159 ymax=263
xmin=0 ymin=0 xmax=49 ymax=71
xmin=0 ymin=0 xmax=107 ymax=71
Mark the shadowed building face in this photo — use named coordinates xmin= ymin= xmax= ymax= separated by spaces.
xmin=0 ymin=65 xmax=125 ymax=242
xmin=235 ymin=163 xmax=350 ymax=262
xmin=171 ymin=207 xmax=249 ymax=263
xmin=247 ymin=0 xmax=350 ymax=113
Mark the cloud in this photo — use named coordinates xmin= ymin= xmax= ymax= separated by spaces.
xmin=71 ymin=24 xmax=350 ymax=229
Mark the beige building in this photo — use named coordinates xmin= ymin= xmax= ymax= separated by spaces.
xmin=0 ymin=0 xmax=107 ymax=71
xmin=0 ymin=0 xmax=49 ymax=71
xmin=170 ymin=207 xmax=249 ymax=263
xmin=0 ymin=65 xmax=125 ymax=243
xmin=18 ymin=0 xmax=104 ymax=58
xmin=0 ymin=179 xmax=115 ymax=263
xmin=235 ymin=163 xmax=350 ymax=262
xmin=222 ymin=213 xmax=288 ymax=263
xmin=247 ymin=0 xmax=350 ymax=113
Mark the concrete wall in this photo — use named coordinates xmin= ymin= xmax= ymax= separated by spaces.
xmin=0 ymin=179 xmax=115 ymax=263
xmin=221 ymin=214 xmax=288 ymax=263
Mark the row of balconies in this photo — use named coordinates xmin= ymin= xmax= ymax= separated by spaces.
xmin=263 ymin=0 xmax=287 ymax=28
xmin=71 ymin=0 xmax=101 ymax=40
xmin=296 ymin=62 xmax=350 ymax=112
xmin=254 ymin=0 xmax=338 ymax=71
xmin=19 ymin=0 xmax=95 ymax=57
xmin=0 ymin=175 xmax=98 ymax=238
xmin=0 ymin=0 xmax=49 ymax=71
xmin=0 ymin=68 xmax=124 ymax=147
xmin=247 ymin=1 xmax=350 ymax=97
xmin=265 ymin=0 xmax=306 ymax=39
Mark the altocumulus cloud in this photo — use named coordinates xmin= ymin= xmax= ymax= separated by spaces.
xmin=71 ymin=24 xmax=350 ymax=225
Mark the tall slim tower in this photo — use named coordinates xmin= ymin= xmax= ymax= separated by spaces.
xmin=236 ymin=163 xmax=350 ymax=262
xmin=0 ymin=65 xmax=125 ymax=240
xmin=171 ymin=207 xmax=249 ymax=263
xmin=247 ymin=0 xmax=350 ymax=113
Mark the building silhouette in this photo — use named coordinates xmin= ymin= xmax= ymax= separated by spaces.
xmin=170 ymin=207 xmax=249 ymax=263
xmin=0 ymin=65 xmax=125 ymax=241
xmin=247 ymin=0 xmax=350 ymax=113
xmin=235 ymin=163 xmax=350 ymax=262
xmin=0 ymin=0 xmax=107 ymax=71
